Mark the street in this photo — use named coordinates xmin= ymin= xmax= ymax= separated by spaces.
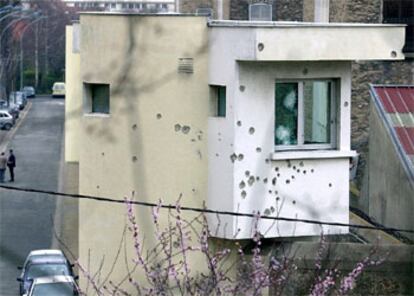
xmin=0 ymin=96 xmax=64 ymax=295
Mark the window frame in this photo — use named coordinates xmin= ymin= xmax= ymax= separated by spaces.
xmin=83 ymin=82 xmax=111 ymax=116
xmin=275 ymin=79 xmax=337 ymax=152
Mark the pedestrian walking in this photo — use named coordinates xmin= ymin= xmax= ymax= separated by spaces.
xmin=7 ymin=149 xmax=16 ymax=182
xmin=0 ymin=152 xmax=7 ymax=183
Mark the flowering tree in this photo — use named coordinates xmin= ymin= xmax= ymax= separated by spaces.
xmin=73 ymin=199 xmax=384 ymax=296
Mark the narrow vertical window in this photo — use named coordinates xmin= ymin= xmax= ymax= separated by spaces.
xmin=210 ymin=85 xmax=226 ymax=117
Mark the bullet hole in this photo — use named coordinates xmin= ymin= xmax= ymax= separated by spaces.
xmin=218 ymin=138 xmax=222 ymax=141
xmin=174 ymin=124 xmax=181 ymax=132
xmin=391 ymin=50 xmax=397 ymax=58
xmin=198 ymin=135 xmax=202 ymax=141
xmin=329 ymin=183 xmax=332 ymax=187
xmin=132 ymin=156 xmax=138 ymax=162
xmin=265 ymin=159 xmax=270 ymax=164
xmin=292 ymin=200 xmax=296 ymax=205
xmin=264 ymin=209 xmax=271 ymax=215
xmin=258 ymin=42 xmax=264 ymax=51
xmin=238 ymin=154 xmax=244 ymax=161
xmin=275 ymin=167 xmax=279 ymax=172
xmin=182 ymin=126 xmax=191 ymax=134
xmin=239 ymin=181 xmax=246 ymax=189
xmin=297 ymin=169 xmax=300 ymax=173
xmin=274 ymin=190 xmax=278 ymax=195
xmin=132 ymin=124 xmax=138 ymax=130
xmin=277 ymin=173 xmax=280 ymax=177
xmin=96 ymin=185 xmax=100 ymax=189
xmin=237 ymin=121 xmax=242 ymax=127
xmin=344 ymin=101 xmax=349 ymax=107
xmin=272 ymin=177 xmax=277 ymax=186
xmin=239 ymin=85 xmax=246 ymax=92
xmin=256 ymin=176 xmax=260 ymax=181
xmin=230 ymin=153 xmax=237 ymax=163
xmin=241 ymin=191 xmax=247 ymax=199
xmin=101 ymin=152 xmax=105 ymax=156
xmin=215 ymin=153 xmax=219 ymax=157
xmin=293 ymin=166 xmax=296 ymax=170
xmin=268 ymin=190 xmax=272 ymax=194
xmin=287 ymin=163 xmax=291 ymax=168
xmin=270 ymin=206 xmax=275 ymax=213
xmin=286 ymin=179 xmax=290 ymax=184
xmin=156 ymin=113 xmax=162 ymax=119
xmin=256 ymin=147 xmax=262 ymax=153
xmin=302 ymin=68 xmax=308 ymax=75
xmin=248 ymin=176 xmax=255 ymax=186
xmin=303 ymin=170 xmax=307 ymax=174
xmin=299 ymin=161 xmax=304 ymax=167
xmin=192 ymin=188 xmax=196 ymax=193
xmin=248 ymin=127 xmax=255 ymax=135
xmin=276 ymin=197 xmax=280 ymax=201
xmin=263 ymin=178 xmax=268 ymax=184
xmin=245 ymin=171 xmax=250 ymax=177
xmin=197 ymin=150 xmax=202 ymax=159
xmin=311 ymin=169 xmax=314 ymax=173
xmin=191 ymin=139 xmax=196 ymax=142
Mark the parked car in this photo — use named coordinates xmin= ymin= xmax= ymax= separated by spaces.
xmin=17 ymin=250 xmax=76 ymax=296
xmin=24 ymin=276 xmax=79 ymax=296
xmin=0 ymin=99 xmax=20 ymax=119
xmin=10 ymin=91 xmax=28 ymax=110
xmin=0 ymin=110 xmax=14 ymax=130
xmin=52 ymin=82 xmax=65 ymax=98
xmin=22 ymin=86 xmax=35 ymax=98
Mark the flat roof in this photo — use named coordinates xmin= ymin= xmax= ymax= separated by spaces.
xmin=208 ymin=20 xmax=406 ymax=28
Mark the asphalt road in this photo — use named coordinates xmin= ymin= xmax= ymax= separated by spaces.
xmin=0 ymin=96 xmax=65 ymax=295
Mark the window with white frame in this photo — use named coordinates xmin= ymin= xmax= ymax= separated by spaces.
xmin=275 ymin=80 xmax=336 ymax=150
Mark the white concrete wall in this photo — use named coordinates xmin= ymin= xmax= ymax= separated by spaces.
xmin=208 ymin=22 xmax=406 ymax=61
xmin=65 ymin=26 xmax=82 ymax=163
xmin=208 ymin=34 xmax=354 ymax=238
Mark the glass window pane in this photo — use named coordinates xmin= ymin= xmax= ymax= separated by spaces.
xmin=303 ymin=81 xmax=331 ymax=144
xmin=217 ymin=87 xmax=226 ymax=117
xmin=92 ymin=84 xmax=110 ymax=114
xmin=275 ymin=83 xmax=298 ymax=145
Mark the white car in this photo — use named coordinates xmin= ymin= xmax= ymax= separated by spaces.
xmin=24 ymin=276 xmax=79 ymax=296
xmin=0 ymin=110 xmax=14 ymax=130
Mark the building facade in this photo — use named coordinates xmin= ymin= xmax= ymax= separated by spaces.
xmin=65 ymin=11 xmax=404 ymax=290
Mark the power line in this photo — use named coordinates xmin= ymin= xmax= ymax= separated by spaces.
xmin=1 ymin=184 xmax=414 ymax=234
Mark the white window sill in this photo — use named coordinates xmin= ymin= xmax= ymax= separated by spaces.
xmin=84 ymin=113 xmax=110 ymax=118
xmin=271 ymin=150 xmax=357 ymax=160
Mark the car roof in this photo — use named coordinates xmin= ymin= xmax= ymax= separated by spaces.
xmin=32 ymin=276 xmax=75 ymax=285
xmin=28 ymin=250 xmax=64 ymax=256
xmin=27 ymin=257 xmax=68 ymax=265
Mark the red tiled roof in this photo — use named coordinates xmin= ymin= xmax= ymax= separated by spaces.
xmin=371 ymin=85 xmax=414 ymax=179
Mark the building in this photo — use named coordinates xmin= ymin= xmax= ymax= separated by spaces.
xmin=65 ymin=11 xmax=404 ymax=290
xmin=63 ymin=0 xmax=175 ymax=12
xmin=367 ymin=85 xmax=414 ymax=240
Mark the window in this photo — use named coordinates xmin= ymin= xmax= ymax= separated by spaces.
xmin=383 ymin=0 xmax=414 ymax=53
xmin=210 ymin=85 xmax=226 ymax=117
xmin=275 ymin=80 xmax=336 ymax=150
xmin=84 ymin=83 xmax=110 ymax=114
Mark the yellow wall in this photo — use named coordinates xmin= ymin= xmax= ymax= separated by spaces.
xmin=65 ymin=26 xmax=82 ymax=163
xmin=77 ymin=15 xmax=210 ymax=291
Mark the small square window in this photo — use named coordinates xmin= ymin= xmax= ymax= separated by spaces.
xmin=84 ymin=83 xmax=110 ymax=114
xmin=210 ymin=85 xmax=226 ymax=117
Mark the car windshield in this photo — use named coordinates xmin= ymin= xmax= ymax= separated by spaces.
xmin=26 ymin=264 xmax=70 ymax=279
xmin=31 ymin=282 xmax=78 ymax=296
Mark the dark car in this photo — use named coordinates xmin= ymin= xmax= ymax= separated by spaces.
xmin=17 ymin=255 xmax=75 ymax=296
